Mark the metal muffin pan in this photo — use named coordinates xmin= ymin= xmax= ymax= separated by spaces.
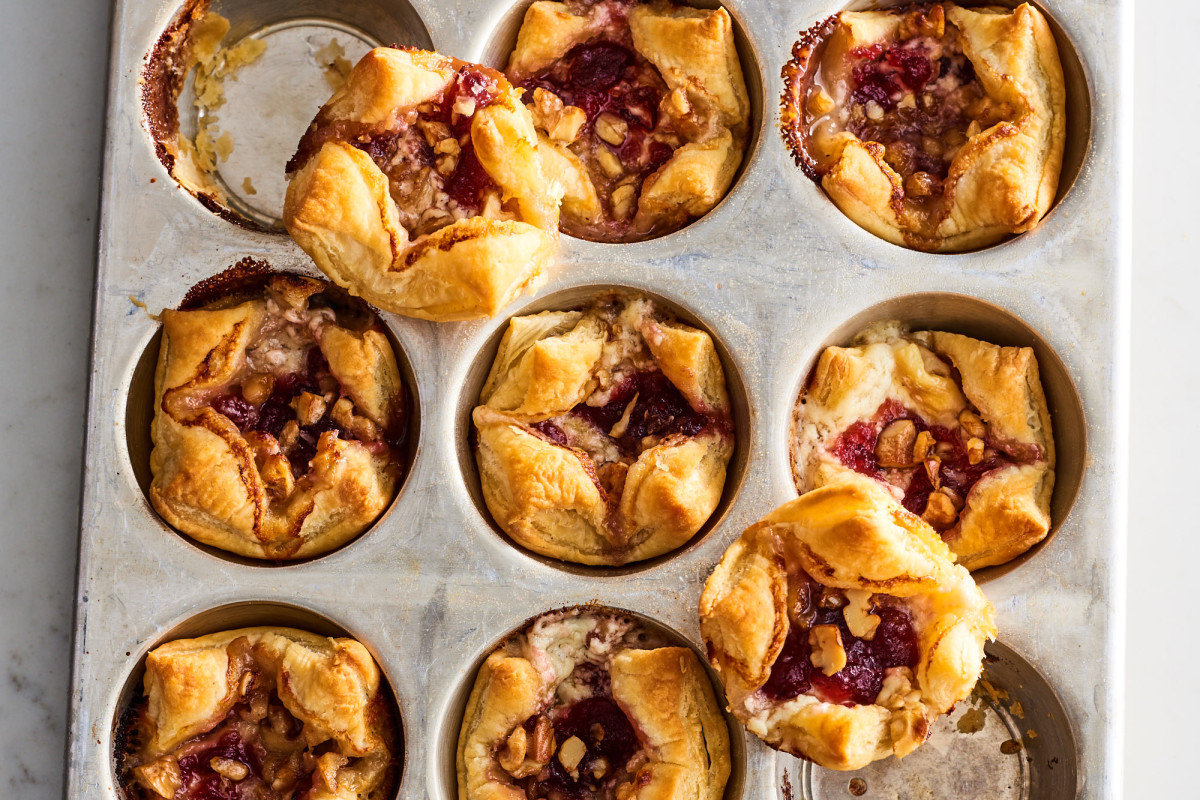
xmin=67 ymin=0 xmax=1128 ymax=798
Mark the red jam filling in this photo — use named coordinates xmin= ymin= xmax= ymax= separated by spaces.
xmin=533 ymin=370 xmax=719 ymax=457
xmin=288 ymin=58 xmax=502 ymax=233
xmin=525 ymin=696 xmax=641 ymax=799
xmin=829 ymin=398 xmax=1019 ymax=515
xmin=517 ymin=28 xmax=680 ymax=240
xmin=175 ymin=731 xmax=262 ymax=800
xmin=761 ymin=582 xmax=919 ymax=707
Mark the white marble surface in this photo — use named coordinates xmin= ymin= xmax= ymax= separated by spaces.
xmin=0 ymin=1 xmax=1180 ymax=798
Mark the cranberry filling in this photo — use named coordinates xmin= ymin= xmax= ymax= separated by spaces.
xmin=176 ymin=731 xmax=261 ymax=800
xmin=568 ymin=370 xmax=714 ymax=455
xmin=762 ymin=583 xmax=919 ymax=707
xmin=837 ymin=16 xmax=992 ymax=189
xmin=527 ymin=696 xmax=640 ymax=798
xmin=829 ymin=398 xmax=1018 ymax=515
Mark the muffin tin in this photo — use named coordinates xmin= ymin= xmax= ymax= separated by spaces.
xmin=68 ymin=0 xmax=1127 ymax=798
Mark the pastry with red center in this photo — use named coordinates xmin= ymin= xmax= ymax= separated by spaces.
xmin=457 ymin=607 xmax=730 ymax=800
xmin=781 ymin=3 xmax=1066 ymax=251
xmin=699 ymin=479 xmax=995 ymax=770
xmin=284 ymin=47 xmax=561 ymax=321
xmin=791 ymin=322 xmax=1055 ymax=571
xmin=150 ymin=268 xmax=407 ymax=560
xmin=471 ymin=294 xmax=734 ymax=565
xmin=506 ymin=0 xmax=750 ymax=242
xmin=117 ymin=627 xmax=398 ymax=800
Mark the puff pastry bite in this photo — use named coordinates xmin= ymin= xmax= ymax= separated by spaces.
xmin=506 ymin=0 xmax=751 ymax=242
xmin=457 ymin=607 xmax=730 ymax=800
xmin=117 ymin=627 xmax=398 ymax=800
xmin=150 ymin=272 xmax=407 ymax=560
xmin=699 ymin=480 xmax=996 ymax=770
xmin=791 ymin=322 xmax=1055 ymax=571
xmin=284 ymin=47 xmax=561 ymax=321
xmin=471 ymin=295 xmax=734 ymax=565
xmin=781 ymin=3 xmax=1066 ymax=251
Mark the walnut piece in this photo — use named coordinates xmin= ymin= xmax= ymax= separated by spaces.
xmin=876 ymin=420 xmax=917 ymax=467
xmin=611 ymin=184 xmax=637 ymax=220
xmin=134 ymin=756 xmax=182 ymax=798
xmin=966 ymin=436 xmax=985 ymax=465
xmin=290 ymin=391 xmax=326 ymax=426
xmin=595 ymin=113 xmax=628 ymax=146
xmin=531 ymin=88 xmax=585 ymax=143
xmin=596 ymin=147 xmax=624 ymax=179
xmin=529 ymin=715 xmax=557 ymax=764
xmin=922 ymin=489 xmax=959 ymax=531
xmin=808 ymin=87 xmax=835 ymax=116
xmin=808 ymin=624 xmax=848 ymax=676
xmin=958 ymin=409 xmax=987 ymax=438
xmin=912 ymin=430 xmax=935 ymax=462
xmin=331 ymin=398 xmax=378 ymax=441
xmin=210 ymin=757 xmax=249 ymax=781
xmin=558 ymin=735 xmax=587 ymax=774
xmin=843 ymin=589 xmax=880 ymax=641
xmin=498 ymin=726 xmax=528 ymax=775
xmin=241 ymin=373 xmax=274 ymax=405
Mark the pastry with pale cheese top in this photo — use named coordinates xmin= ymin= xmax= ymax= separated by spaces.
xmin=506 ymin=0 xmax=750 ymax=242
xmin=457 ymin=607 xmax=730 ymax=800
xmin=782 ymin=3 xmax=1066 ymax=251
xmin=790 ymin=322 xmax=1055 ymax=570
xmin=117 ymin=627 xmax=398 ymax=800
xmin=471 ymin=294 xmax=734 ymax=565
xmin=150 ymin=270 xmax=407 ymax=560
xmin=699 ymin=480 xmax=995 ymax=770
xmin=284 ymin=47 xmax=561 ymax=321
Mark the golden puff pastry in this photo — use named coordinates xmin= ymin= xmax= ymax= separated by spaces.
xmin=472 ymin=294 xmax=734 ymax=565
xmin=283 ymin=47 xmax=562 ymax=321
xmin=150 ymin=272 xmax=407 ymax=560
xmin=699 ymin=479 xmax=996 ymax=770
xmin=791 ymin=322 xmax=1055 ymax=570
xmin=506 ymin=0 xmax=751 ymax=242
xmin=782 ymin=3 xmax=1066 ymax=251
xmin=457 ymin=607 xmax=730 ymax=800
xmin=118 ymin=626 xmax=398 ymax=800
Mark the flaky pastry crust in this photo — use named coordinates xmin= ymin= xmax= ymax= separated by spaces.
xmin=284 ymin=47 xmax=562 ymax=321
xmin=150 ymin=274 xmax=405 ymax=560
xmin=782 ymin=3 xmax=1066 ymax=251
xmin=471 ymin=295 xmax=734 ymax=565
xmin=119 ymin=626 xmax=396 ymax=800
xmin=699 ymin=480 xmax=995 ymax=770
xmin=791 ymin=322 xmax=1055 ymax=570
xmin=456 ymin=608 xmax=730 ymax=800
xmin=506 ymin=0 xmax=750 ymax=242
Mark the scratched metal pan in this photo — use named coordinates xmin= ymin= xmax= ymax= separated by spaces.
xmin=65 ymin=0 xmax=1128 ymax=797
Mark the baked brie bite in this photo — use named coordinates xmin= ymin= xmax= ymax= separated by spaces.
xmin=782 ymin=3 xmax=1066 ymax=251
xmin=457 ymin=607 xmax=730 ymax=800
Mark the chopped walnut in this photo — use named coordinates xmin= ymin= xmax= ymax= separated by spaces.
xmin=452 ymin=94 xmax=477 ymax=119
xmin=611 ymin=184 xmax=637 ymax=220
xmin=497 ymin=726 xmax=528 ymax=775
xmin=210 ymin=757 xmax=249 ymax=781
xmin=529 ymin=715 xmax=557 ymax=764
xmin=876 ymin=420 xmax=917 ymax=467
xmin=435 ymin=137 xmax=460 ymax=156
xmin=592 ymin=756 xmax=610 ymax=779
xmin=241 ymin=373 xmax=274 ymax=405
xmin=905 ymin=171 xmax=939 ymax=198
xmin=958 ymin=409 xmax=987 ymax=438
xmin=808 ymin=87 xmax=835 ymax=116
xmin=922 ymin=489 xmax=959 ymax=531
xmin=558 ymin=735 xmax=587 ymax=774
xmin=435 ymin=153 xmax=459 ymax=177
xmin=809 ymin=624 xmax=847 ymax=676
xmin=134 ymin=756 xmax=182 ymax=798
xmin=315 ymin=752 xmax=348 ymax=791
xmin=890 ymin=707 xmax=930 ymax=758
xmin=596 ymin=147 xmax=624 ymax=179
xmin=923 ymin=456 xmax=942 ymax=489
xmin=843 ymin=589 xmax=880 ymax=641
xmin=664 ymin=87 xmax=692 ymax=121
xmin=531 ymin=88 xmax=586 ymax=143
xmin=912 ymin=430 xmax=935 ymax=462
xmin=290 ymin=392 xmax=326 ymax=426
xmin=899 ymin=3 xmax=945 ymax=38
xmin=279 ymin=420 xmax=300 ymax=451
xmin=818 ymin=587 xmax=847 ymax=610
xmin=590 ymin=723 xmax=606 ymax=742
xmin=331 ymin=398 xmax=378 ymax=441
xmin=595 ymin=113 xmax=628 ymax=146
xmin=966 ymin=437 xmax=985 ymax=465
